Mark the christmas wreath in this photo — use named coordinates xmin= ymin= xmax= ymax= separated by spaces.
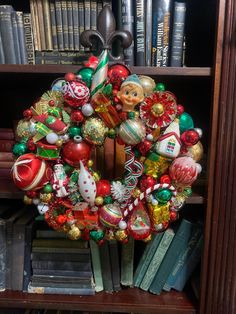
xmin=12 ymin=51 xmax=203 ymax=243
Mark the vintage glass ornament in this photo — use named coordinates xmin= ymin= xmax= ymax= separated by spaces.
xmin=78 ymin=161 xmax=96 ymax=205
xmin=82 ymin=117 xmax=108 ymax=145
xmin=107 ymin=64 xmax=131 ymax=90
xmin=187 ymin=141 xmax=204 ymax=162
xmin=179 ymin=112 xmax=194 ymax=133
xmin=62 ymin=138 xmax=91 ymax=167
xmin=181 ymin=129 xmax=200 ymax=147
xmin=77 ymin=67 xmax=94 ymax=88
xmin=96 ymin=180 xmax=111 ymax=197
xmin=99 ymin=204 xmax=123 ymax=228
xmin=128 ymin=203 xmax=151 ymax=240
xmin=62 ymin=80 xmax=90 ymax=108
xmin=118 ymin=119 xmax=146 ymax=145
xmin=81 ymin=103 xmax=94 ymax=116
xmin=13 ymin=142 xmax=27 ymax=156
xmin=139 ymin=75 xmax=156 ymax=96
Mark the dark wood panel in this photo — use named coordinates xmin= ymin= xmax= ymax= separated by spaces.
xmin=0 ymin=289 xmax=197 ymax=313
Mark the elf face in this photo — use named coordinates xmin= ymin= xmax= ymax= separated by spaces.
xmin=117 ymin=83 xmax=144 ymax=112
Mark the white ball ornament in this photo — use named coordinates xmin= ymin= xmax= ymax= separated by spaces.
xmin=82 ymin=103 xmax=94 ymax=117
xmin=46 ymin=132 xmax=59 ymax=144
xmin=33 ymin=198 xmax=40 ymax=205
xmin=37 ymin=203 xmax=49 ymax=214
xmin=194 ymin=128 xmax=203 ymax=138
xmin=146 ymin=134 xmax=154 ymax=141
xmin=119 ymin=220 xmax=127 ymax=230
xmin=196 ymin=163 xmax=202 ymax=173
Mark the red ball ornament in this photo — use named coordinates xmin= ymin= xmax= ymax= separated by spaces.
xmin=26 ymin=190 xmax=37 ymax=198
xmin=96 ymin=180 xmax=111 ymax=197
xmin=71 ymin=110 xmax=84 ymax=123
xmin=139 ymin=175 xmax=157 ymax=191
xmin=137 ymin=140 xmax=152 ymax=156
xmin=23 ymin=109 xmax=33 ymax=119
xmin=49 ymin=100 xmax=55 ymax=107
xmin=57 ymin=214 xmax=67 ymax=225
xmin=169 ymin=210 xmax=178 ymax=221
xmin=177 ymin=104 xmax=185 ymax=116
xmin=62 ymin=139 xmax=91 ymax=167
xmin=181 ymin=129 xmax=200 ymax=147
xmin=63 ymin=80 xmax=90 ymax=108
xmin=160 ymin=174 xmax=171 ymax=184
xmin=27 ymin=139 xmax=36 ymax=152
xmin=83 ymin=56 xmax=99 ymax=69
xmin=107 ymin=64 xmax=131 ymax=90
xmin=12 ymin=153 xmax=52 ymax=191
xmin=65 ymin=72 xmax=76 ymax=81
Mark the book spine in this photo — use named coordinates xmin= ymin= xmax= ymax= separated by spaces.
xmin=49 ymin=0 xmax=58 ymax=50
xmin=42 ymin=0 xmax=53 ymax=50
xmin=11 ymin=12 xmax=21 ymax=64
xmin=120 ymin=236 xmax=134 ymax=286
xmin=35 ymin=51 xmax=88 ymax=65
xmin=109 ymin=240 xmax=121 ymax=291
xmin=140 ymin=228 xmax=175 ymax=291
xmin=78 ymin=0 xmax=85 ymax=51
xmin=0 ymin=161 xmax=14 ymax=168
xmin=32 ymin=246 xmax=90 ymax=254
xmin=90 ymin=0 xmax=97 ymax=31
xmin=0 ymin=129 xmax=14 ymax=140
xmin=152 ymin=0 xmax=164 ymax=66
xmin=23 ymin=223 xmax=34 ymax=292
xmin=149 ymin=219 xmax=198 ymax=295
xmin=16 ymin=11 xmax=28 ymax=64
xmin=0 ymin=6 xmax=17 ymax=64
xmin=0 ymin=220 xmax=6 ymax=290
xmin=0 ymin=152 xmax=14 ymax=161
xmin=170 ymin=2 xmax=186 ymax=67
xmin=61 ymin=0 xmax=69 ymax=50
xmin=33 ymin=269 xmax=91 ymax=277
xmin=55 ymin=0 xmax=64 ymax=50
xmin=67 ymin=1 xmax=74 ymax=50
xmin=32 ymin=0 xmax=42 ymax=51
xmin=0 ymin=140 xmax=15 ymax=152
xmin=72 ymin=0 xmax=79 ymax=50
xmin=31 ymin=252 xmax=90 ymax=262
xmin=32 ymin=260 xmax=92 ymax=271
xmin=162 ymin=0 xmax=171 ymax=66
xmin=134 ymin=233 xmax=163 ymax=287
xmin=173 ymin=235 xmax=204 ymax=291
xmin=163 ymin=225 xmax=202 ymax=291
xmin=84 ymin=0 xmax=91 ymax=30
xmin=145 ymin=0 xmax=152 ymax=66
xmin=135 ymin=0 xmax=145 ymax=66
xmin=0 ymin=168 xmax=11 ymax=178
xmin=29 ymin=0 xmax=40 ymax=51
xmin=28 ymin=283 xmax=95 ymax=295
xmin=89 ymin=240 xmax=104 ymax=292
xmin=23 ymin=13 xmax=35 ymax=65
xmin=99 ymin=241 xmax=113 ymax=292
xmin=37 ymin=0 xmax=47 ymax=51
xmin=121 ymin=0 xmax=134 ymax=66
xmin=0 ymin=32 xmax=5 ymax=64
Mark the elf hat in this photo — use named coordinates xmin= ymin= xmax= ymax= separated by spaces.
xmin=121 ymin=74 xmax=142 ymax=89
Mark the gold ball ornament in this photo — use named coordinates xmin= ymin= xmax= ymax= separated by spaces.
xmin=68 ymin=225 xmax=81 ymax=240
xmin=151 ymin=103 xmax=164 ymax=116
xmin=132 ymin=188 xmax=141 ymax=198
xmin=139 ymin=75 xmax=156 ymax=96
xmin=55 ymin=139 xmax=63 ymax=147
xmin=16 ymin=120 xmax=32 ymax=139
xmin=23 ymin=195 xmax=33 ymax=205
xmin=93 ymin=172 xmax=101 ymax=182
xmin=87 ymin=159 xmax=93 ymax=167
xmin=114 ymin=229 xmax=129 ymax=242
xmin=82 ymin=117 xmax=108 ymax=145
xmin=40 ymin=193 xmax=53 ymax=203
xmin=187 ymin=141 xmax=204 ymax=162
xmin=95 ymin=196 xmax=104 ymax=206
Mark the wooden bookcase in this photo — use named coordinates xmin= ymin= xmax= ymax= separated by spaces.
xmin=0 ymin=0 xmax=236 ymax=313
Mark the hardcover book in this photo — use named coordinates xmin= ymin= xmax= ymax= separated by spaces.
xmin=55 ymin=0 xmax=64 ymax=50
xmin=11 ymin=11 xmax=21 ymax=64
xmin=61 ymin=0 xmax=69 ymax=50
xmin=36 ymin=0 xmax=46 ymax=51
xmin=89 ymin=239 xmax=104 ymax=292
xmin=90 ymin=0 xmax=97 ymax=31
xmin=120 ymin=236 xmax=134 ymax=286
xmin=78 ymin=0 xmax=85 ymax=51
xmin=23 ymin=13 xmax=35 ymax=64
xmin=28 ymin=282 xmax=95 ymax=295
xmin=31 ymin=260 xmax=92 ymax=271
xmin=135 ymin=0 xmax=145 ymax=66
xmin=145 ymin=0 xmax=152 ymax=66
xmin=49 ymin=0 xmax=58 ymax=50
xmin=99 ymin=241 xmax=113 ymax=292
xmin=67 ymin=1 xmax=74 ymax=50
xmin=0 ymin=28 xmax=5 ymax=63
xmin=42 ymin=0 xmax=53 ymax=50
xmin=16 ymin=11 xmax=28 ymax=64
xmin=29 ymin=0 xmax=40 ymax=51
xmin=109 ymin=240 xmax=121 ymax=291
xmin=72 ymin=0 xmax=79 ymax=50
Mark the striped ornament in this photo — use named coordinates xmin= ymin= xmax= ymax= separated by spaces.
xmin=91 ymin=49 xmax=108 ymax=96
xmin=118 ymin=119 xmax=146 ymax=145
xmin=99 ymin=204 xmax=122 ymax=228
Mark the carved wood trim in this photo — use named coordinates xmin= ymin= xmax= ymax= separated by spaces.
xmin=200 ymin=0 xmax=236 ymax=313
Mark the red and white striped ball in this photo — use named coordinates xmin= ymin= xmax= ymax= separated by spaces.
xmin=99 ymin=204 xmax=122 ymax=228
xmin=12 ymin=153 xmax=52 ymax=191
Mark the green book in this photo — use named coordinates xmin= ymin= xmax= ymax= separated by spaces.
xmin=89 ymin=240 xmax=104 ymax=292
xmin=149 ymin=219 xmax=197 ymax=295
xmin=140 ymin=228 xmax=175 ymax=291
xmin=134 ymin=232 xmax=163 ymax=287
xmin=120 ymin=237 xmax=134 ymax=286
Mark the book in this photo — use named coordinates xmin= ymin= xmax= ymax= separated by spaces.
xmin=135 ymin=0 xmax=145 ymax=66
xmin=29 ymin=0 xmax=40 ymax=51
xmin=163 ymin=223 xmax=202 ymax=291
xmin=78 ymin=0 xmax=85 ymax=51
xmin=31 ymin=260 xmax=92 ymax=271
xmin=31 ymin=252 xmax=90 ymax=262
xmin=0 ymin=128 xmax=14 ymax=140
xmin=99 ymin=241 xmax=113 ymax=292
xmin=61 ymin=0 xmax=69 ymax=50
xmin=0 ymin=139 xmax=15 ymax=152
xmin=11 ymin=11 xmax=21 ymax=64
xmin=36 ymin=0 xmax=46 ymax=51
xmin=55 ymin=0 xmax=64 ymax=50
xmin=89 ymin=239 xmax=104 ymax=292
xmin=120 ymin=236 xmax=134 ymax=286
xmin=23 ymin=13 xmax=35 ymax=64
xmin=42 ymin=0 xmax=53 ymax=51
xmin=109 ymin=240 xmax=121 ymax=291
xmin=134 ymin=232 xmax=163 ymax=287
xmin=170 ymin=1 xmax=186 ymax=67
xmin=30 ymin=275 xmax=93 ymax=286
xmin=35 ymin=51 xmax=89 ymax=65
xmin=32 ymin=269 xmax=91 ymax=278
xmin=162 ymin=0 xmax=171 ymax=66
xmin=0 ymin=5 xmax=16 ymax=64
xmin=67 ymin=1 xmax=74 ymax=50
xmin=28 ymin=282 xmax=95 ymax=295
xmin=120 ymin=0 xmax=135 ymax=65
xmin=149 ymin=219 xmax=200 ymax=294
xmin=0 ymin=161 xmax=14 ymax=168
xmin=140 ymin=228 xmax=175 ymax=291
xmin=145 ymin=0 xmax=152 ymax=66
xmin=0 ymin=152 xmax=14 ymax=161
xmin=11 ymin=209 xmax=37 ymax=291
xmin=172 ymin=234 xmax=203 ymax=291
xmin=49 ymin=0 xmax=58 ymax=50
xmin=72 ymin=0 xmax=79 ymax=50
xmin=0 ymin=32 xmax=5 ymax=64
xmin=90 ymin=0 xmax=97 ymax=31
xmin=16 ymin=11 xmax=28 ymax=64
xmin=35 ymin=228 xmax=68 ymax=239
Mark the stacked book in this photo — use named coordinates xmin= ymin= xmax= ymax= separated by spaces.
xmin=134 ymin=218 xmax=203 ymax=294
xmin=28 ymin=225 xmax=95 ymax=295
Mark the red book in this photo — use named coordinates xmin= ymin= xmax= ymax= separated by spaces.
xmin=0 ymin=152 xmax=14 ymax=161
xmin=0 ymin=139 xmax=15 ymax=152
xmin=0 ymin=128 xmax=14 ymax=140
xmin=0 ymin=168 xmax=11 ymax=177
xmin=0 ymin=161 xmax=14 ymax=168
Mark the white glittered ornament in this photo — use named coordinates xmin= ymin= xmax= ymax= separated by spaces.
xmin=119 ymin=220 xmax=127 ymax=230
xmin=78 ymin=161 xmax=96 ymax=205
xmin=81 ymin=103 xmax=94 ymax=117
xmin=46 ymin=132 xmax=59 ymax=144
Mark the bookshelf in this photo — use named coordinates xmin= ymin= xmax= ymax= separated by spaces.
xmin=0 ymin=0 xmax=235 ymax=314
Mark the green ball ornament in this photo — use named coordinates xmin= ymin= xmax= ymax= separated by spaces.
xmin=43 ymin=184 xmax=53 ymax=193
xmin=77 ymin=67 xmax=94 ymax=88
xmin=12 ymin=142 xmax=27 ymax=156
xmin=108 ymin=129 xmax=116 ymax=139
xmin=179 ymin=112 xmax=194 ymax=133
xmin=68 ymin=126 xmax=81 ymax=138
xmin=155 ymin=82 xmax=165 ymax=91
xmin=153 ymin=188 xmax=172 ymax=204
xmin=183 ymin=187 xmax=192 ymax=197
xmin=90 ymin=230 xmax=105 ymax=241
xmin=104 ymin=195 xmax=113 ymax=204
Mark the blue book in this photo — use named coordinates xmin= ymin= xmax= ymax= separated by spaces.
xmin=134 ymin=233 xmax=163 ymax=287
xmin=163 ymin=224 xmax=203 ymax=291
xmin=173 ymin=234 xmax=204 ymax=291
xmin=149 ymin=219 xmax=199 ymax=295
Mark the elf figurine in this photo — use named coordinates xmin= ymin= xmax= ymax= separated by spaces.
xmin=52 ymin=163 xmax=69 ymax=198
xmin=117 ymin=74 xmax=145 ymax=112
